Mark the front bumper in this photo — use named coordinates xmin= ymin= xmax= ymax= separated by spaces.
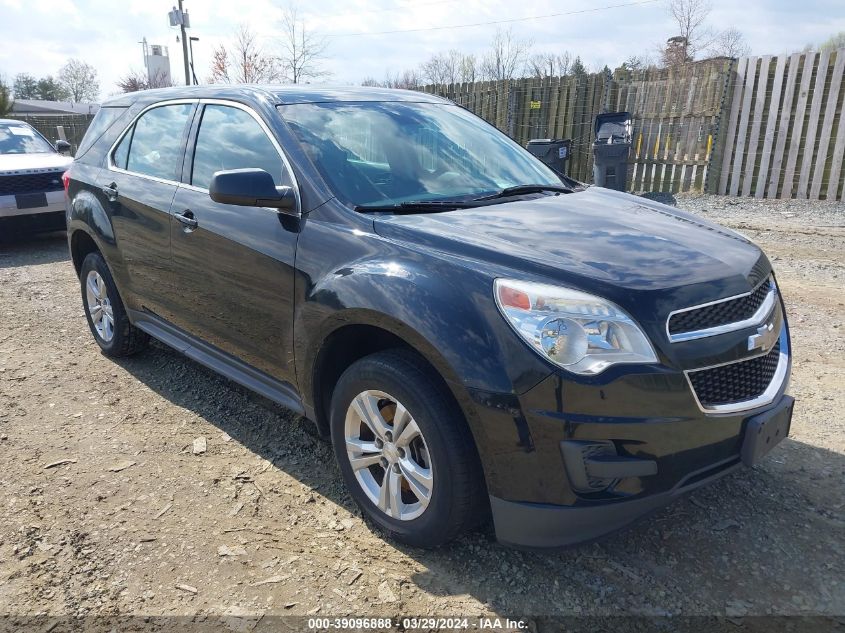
xmin=470 ymin=323 xmax=792 ymax=548
xmin=0 ymin=191 xmax=66 ymax=218
xmin=491 ymin=456 xmax=741 ymax=549
xmin=492 ymin=396 xmax=795 ymax=549
xmin=487 ymin=391 xmax=793 ymax=548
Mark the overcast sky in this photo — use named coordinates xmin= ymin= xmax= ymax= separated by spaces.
xmin=1 ymin=0 xmax=843 ymax=100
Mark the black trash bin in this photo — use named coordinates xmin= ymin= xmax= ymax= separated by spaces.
xmin=526 ymin=138 xmax=572 ymax=177
xmin=592 ymin=112 xmax=632 ymax=191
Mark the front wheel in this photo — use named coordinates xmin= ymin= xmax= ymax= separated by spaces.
xmin=330 ymin=350 xmax=485 ymax=548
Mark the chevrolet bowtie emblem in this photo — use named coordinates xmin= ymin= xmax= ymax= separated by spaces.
xmin=748 ymin=321 xmax=776 ymax=351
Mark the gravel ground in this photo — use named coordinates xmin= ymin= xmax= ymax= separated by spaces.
xmin=0 ymin=194 xmax=843 ymax=626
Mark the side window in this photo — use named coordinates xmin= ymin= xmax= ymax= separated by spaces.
xmin=120 ymin=104 xmax=193 ymax=180
xmin=191 ymin=104 xmax=289 ymax=190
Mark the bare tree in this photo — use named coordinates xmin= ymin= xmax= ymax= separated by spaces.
xmin=278 ymin=6 xmax=329 ymax=84
xmin=420 ymin=50 xmax=478 ymax=85
xmin=420 ymin=51 xmax=457 ymax=85
xmin=209 ymin=46 xmax=231 ymax=83
xmin=420 ymin=49 xmax=478 ymax=84
xmin=709 ymin=27 xmax=751 ymax=58
xmin=663 ymin=0 xmax=716 ymax=65
xmin=661 ymin=36 xmax=693 ymax=66
xmin=458 ymin=53 xmax=478 ymax=83
xmin=117 ymin=68 xmax=172 ymax=93
xmin=480 ymin=27 xmax=533 ymax=81
xmin=383 ymin=69 xmax=422 ymax=90
xmin=117 ymin=71 xmax=148 ymax=93
xmin=209 ymin=25 xmax=280 ymax=84
xmin=58 ymin=59 xmax=100 ymax=102
xmin=527 ymin=52 xmax=572 ymax=78
xmin=618 ymin=53 xmax=655 ymax=72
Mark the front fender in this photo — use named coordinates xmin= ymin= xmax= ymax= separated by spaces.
xmin=295 ymin=243 xmax=553 ymax=403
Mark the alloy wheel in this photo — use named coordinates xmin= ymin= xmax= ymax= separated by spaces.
xmin=85 ymin=270 xmax=115 ymax=343
xmin=344 ymin=390 xmax=434 ymax=521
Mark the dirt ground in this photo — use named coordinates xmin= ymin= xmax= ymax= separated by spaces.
xmin=0 ymin=195 xmax=843 ymax=626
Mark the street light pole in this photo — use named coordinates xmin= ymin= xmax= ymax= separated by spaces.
xmin=178 ymin=0 xmax=190 ymax=86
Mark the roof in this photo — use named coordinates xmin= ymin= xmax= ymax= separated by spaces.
xmin=102 ymin=85 xmax=450 ymax=108
xmin=11 ymin=100 xmax=100 ymax=115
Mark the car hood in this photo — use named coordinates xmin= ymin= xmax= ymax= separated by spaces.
xmin=0 ymin=153 xmax=73 ymax=174
xmin=372 ymin=187 xmax=769 ymax=297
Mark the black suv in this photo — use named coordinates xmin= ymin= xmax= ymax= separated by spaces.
xmin=65 ymin=86 xmax=793 ymax=549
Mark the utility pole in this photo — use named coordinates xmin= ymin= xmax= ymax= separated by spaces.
xmin=169 ymin=2 xmax=191 ymax=85
xmin=178 ymin=0 xmax=190 ymax=86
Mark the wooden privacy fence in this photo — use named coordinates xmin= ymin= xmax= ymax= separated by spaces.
xmin=420 ymin=72 xmax=609 ymax=183
xmin=609 ymin=60 xmax=730 ymax=195
xmin=418 ymin=60 xmax=731 ymax=190
xmin=418 ymin=49 xmax=845 ymax=201
xmin=717 ymin=50 xmax=845 ymax=201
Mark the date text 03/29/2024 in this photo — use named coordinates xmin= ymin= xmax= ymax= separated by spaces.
xmin=305 ymin=617 xmax=529 ymax=630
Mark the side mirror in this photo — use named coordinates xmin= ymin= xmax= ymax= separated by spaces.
xmin=56 ymin=140 xmax=72 ymax=155
xmin=208 ymin=168 xmax=297 ymax=214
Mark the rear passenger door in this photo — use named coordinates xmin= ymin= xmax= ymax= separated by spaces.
xmin=168 ymin=101 xmax=299 ymax=384
xmin=104 ymin=101 xmax=196 ymax=317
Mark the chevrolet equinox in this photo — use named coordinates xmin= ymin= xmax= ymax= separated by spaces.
xmin=65 ymin=86 xmax=793 ymax=548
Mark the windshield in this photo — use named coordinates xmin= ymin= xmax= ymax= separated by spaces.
xmin=278 ymin=101 xmax=563 ymax=207
xmin=0 ymin=123 xmax=56 ymax=155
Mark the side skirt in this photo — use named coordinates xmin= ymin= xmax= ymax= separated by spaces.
xmin=127 ymin=309 xmax=305 ymax=416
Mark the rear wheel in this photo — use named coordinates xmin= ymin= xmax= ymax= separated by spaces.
xmin=80 ymin=252 xmax=148 ymax=357
xmin=330 ymin=349 xmax=484 ymax=548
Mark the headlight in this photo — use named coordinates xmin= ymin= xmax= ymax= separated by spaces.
xmin=494 ymin=279 xmax=658 ymax=375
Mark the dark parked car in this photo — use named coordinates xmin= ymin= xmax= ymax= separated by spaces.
xmin=64 ymin=86 xmax=793 ymax=549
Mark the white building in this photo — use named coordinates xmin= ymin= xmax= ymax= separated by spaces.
xmin=142 ymin=39 xmax=172 ymax=88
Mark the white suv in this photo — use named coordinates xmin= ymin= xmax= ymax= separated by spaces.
xmin=0 ymin=119 xmax=73 ymax=234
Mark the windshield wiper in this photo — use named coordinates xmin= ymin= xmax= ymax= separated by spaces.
xmin=355 ymin=200 xmax=476 ymax=213
xmin=473 ymin=184 xmax=575 ymax=201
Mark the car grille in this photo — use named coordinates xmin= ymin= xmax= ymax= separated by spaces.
xmin=688 ymin=340 xmax=781 ymax=408
xmin=669 ymin=279 xmax=771 ymax=336
xmin=0 ymin=171 xmax=65 ymax=196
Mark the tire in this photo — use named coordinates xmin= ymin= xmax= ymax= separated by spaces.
xmin=330 ymin=349 xmax=485 ymax=548
xmin=80 ymin=252 xmax=149 ymax=357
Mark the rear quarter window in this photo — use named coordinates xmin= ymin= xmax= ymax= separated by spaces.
xmin=76 ymin=107 xmax=128 ymax=158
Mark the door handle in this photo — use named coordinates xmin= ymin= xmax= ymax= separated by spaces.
xmin=174 ymin=209 xmax=198 ymax=229
xmin=102 ymin=182 xmax=118 ymax=202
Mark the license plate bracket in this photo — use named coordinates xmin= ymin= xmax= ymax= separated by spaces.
xmin=741 ymin=396 xmax=794 ymax=467
xmin=15 ymin=192 xmax=48 ymax=210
